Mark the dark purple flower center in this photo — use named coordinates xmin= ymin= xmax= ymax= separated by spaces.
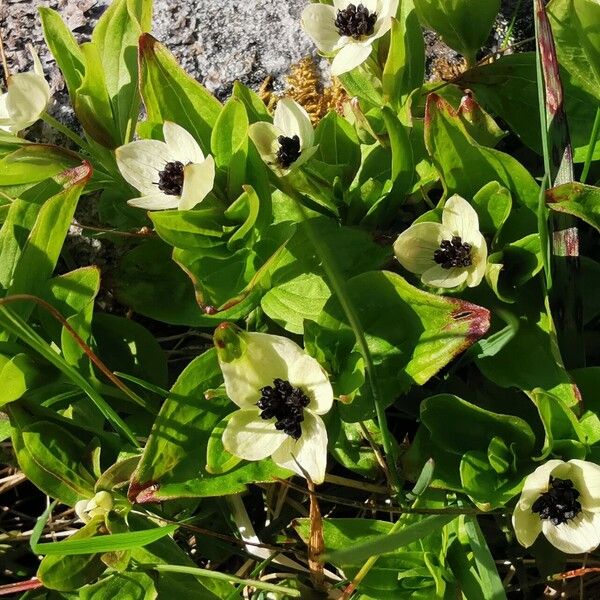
xmin=433 ymin=236 xmax=472 ymax=269
xmin=277 ymin=135 xmax=301 ymax=168
xmin=257 ymin=378 xmax=310 ymax=440
xmin=531 ymin=477 xmax=582 ymax=525
xmin=335 ymin=3 xmax=377 ymax=39
xmin=157 ymin=160 xmax=185 ymax=196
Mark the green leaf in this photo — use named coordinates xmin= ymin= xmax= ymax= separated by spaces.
xmin=322 ymin=515 xmax=457 ymax=563
xmin=381 ymin=106 xmax=414 ymax=197
xmin=92 ymin=314 xmax=168 ymax=389
xmin=37 ymin=518 xmax=107 ymax=592
xmin=35 ymin=525 xmax=178 ymax=555
xmin=0 ymin=145 xmax=80 ymax=185
xmin=546 ymin=182 xmax=600 ymax=232
xmin=75 ymin=42 xmax=119 ymax=148
xmin=39 ymin=267 xmax=100 ymax=372
xmin=547 ymin=0 xmax=600 ymax=102
xmin=155 ymin=461 xmax=291 ymax=500
xmin=420 ymin=394 xmax=536 ymax=456
xmin=1 ymin=163 xmax=91 ymax=328
xmin=461 ymin=53 xmax=600 ymax=162
xmin=232 ymin=81 xmax=271 ymax=123
xmin=150 ymin=203 xmax=227 ymax=250
xmin=261 ymin=219 xmax=390 ymax=334
xmin=425 ymin=93 xmax=538 ymax=240
xmin=331 ymin=419 xmax=383 ymax=479
xmin=486 ymin=234 xmax=544 ymax=302
xmin=128 ymin=349 xmax=226 ymax=501
xmin=312 ymin=110 xmax=361 ymax=185
xmin=462 ymin=517 xmax=508 ymax=600
xmin=205 ymin=414 xmax=242 ymax=475
xmin=471 ymin=181 xmax=512 ymax=242
xmin=39 ymin=7 xmax=85 ymax=96
xmin=317 ymin=271 xmax=490 ymax=417
xmin=0 ymin=177 xmax=64 ymax=291
xmin=0 ymin=353 xmax=43 ymax=406
xmin=91 ymin=0 xmax=152 ymax=143
xmin=110 ymin=238 xmax=255 ymax=326
xmin=459 ymin=450 xmax=524 ymax=508
xmin=138 ymin=34 xmax=222 ymax=154
xmin=476 ymin=317 xmax=580 ymax=408
xmin=224 ymin=185 xmax=260 ymax=249
xmin=383 ymin=6 xmax=425 ymax=108
xmin=210 ymin=97 xmax=249 ymax=199
xmin=413 ymin=0 xmax=500 ymax=65
xmin=261 ymin=271 xmax=330 ymax=334
xmin=8 ymin=403 xmax=96 ymax=505
xmin=339 ymin=67 xmax=383 ymax=107
xmin=530 ymin=388 xmax=586 ymax=458
xmin=79 ymin=572 xmax=157 ymax=600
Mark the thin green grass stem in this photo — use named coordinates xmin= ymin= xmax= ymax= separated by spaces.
xmin=280 ymin=180 xmax=401 ymax=494
xmin=581 ymin=107 xmax=600 ymax=184
xmin=138 ymin=564 xmax=301 ymax=597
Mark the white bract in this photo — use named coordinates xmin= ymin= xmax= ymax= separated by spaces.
xmin=301 ymin=0 xmax=399 ymax=76
xmin=393 ymin=195 xmax=487 ymax=289
xmin=214 ymin=324 xmax=334 ymax=484
xmin=0 ymin=46 xmax=51 ymax=134
xmin=115 ymin=121 xmax=215 ymax=210
xmin=74 ymin=491 xmax=113 ymax=524
xmin=513 ymin=459 xmax=600 ymax=554
xmin=248 ymin=98 xmax=317 ymax=177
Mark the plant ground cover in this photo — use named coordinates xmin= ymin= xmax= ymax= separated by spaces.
xmin=0 ymin=0 xmax=600 ymax=598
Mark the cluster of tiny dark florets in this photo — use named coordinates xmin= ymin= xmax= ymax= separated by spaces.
xmin=531 ymin=477 xmax=582 ymax=525
xmin=335 ymin=3 xmax=377 ymax=39
xmin=433 ymin=236 xmax=472 ymax=269
xmin=257 ymin=378 xmax=310 ymax=440
xmin=276 ymin=135 xmax=302 ymax=168
xmin=157 ymin=161 xmax=185 ymax=196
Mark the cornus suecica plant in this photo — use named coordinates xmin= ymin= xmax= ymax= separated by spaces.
xmin=1 ymin=0 xmax=599 ymax=596
xmin=301 ymin=0 xmax=399 ymax=75
xmin=393 ymin=195 xmax=487 ymax=289
xmin=512 ymin=460 xmax=600 ymax=554
xmin=248 ymin=98 xmax=318 ymax=176
xmin=116 ymin=121 xmax=215 ymax=210
xmin=213 ymin=323 xmax=333 ymax=484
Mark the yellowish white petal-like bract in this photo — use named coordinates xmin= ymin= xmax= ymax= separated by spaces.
xmin=393 ymin=194 xmax=487 ymax=289
xmin=115 ymin=121 xmax=215 ymax=211
xmin=0 ymin=46 xmax=51 ymax=134
xmin=512 ymin=459 xmax=600 ymax=554
xmin=214 ymin=323 xmax=334 ymax=484
xmin=301 ymin=0 xmax=399 ymax=76
xmin=248 ymin=98 xmax=317 ymax=177
xmin=74 ymin=491 xmax=113 ymax=524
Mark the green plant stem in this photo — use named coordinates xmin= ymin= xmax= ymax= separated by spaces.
xmin=137 ymin=564 xmax=301 ymax=597
xmin=534 ymin=0 xmax=584 ymax=370
xmin=279 ymin=179 xmax=401 ymax=494
xmin=501 ymin=0 xmax=524 ymax=50
xmin=581 ymin=107 xmax=600 ymax=184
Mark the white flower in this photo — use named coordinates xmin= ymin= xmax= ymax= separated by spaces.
xmin=248 ymin=98 xmax=318 ymax=177
xmin=0 ymin=46 xmax=51 ymax=134
xmin=214 ymin=323 xmax=334 ymax=484
xmin=74 ymin=491 xmax=113 ymax=524
xmin=301 ymin=0 xmax=399 ymax=76
xmin=513 ymin=460 xmax=600 ymax=554
xmin=393 ymin=195 xmax=487 ymax=289
xmin=115 ymin=121 xmax=215 ymax=211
